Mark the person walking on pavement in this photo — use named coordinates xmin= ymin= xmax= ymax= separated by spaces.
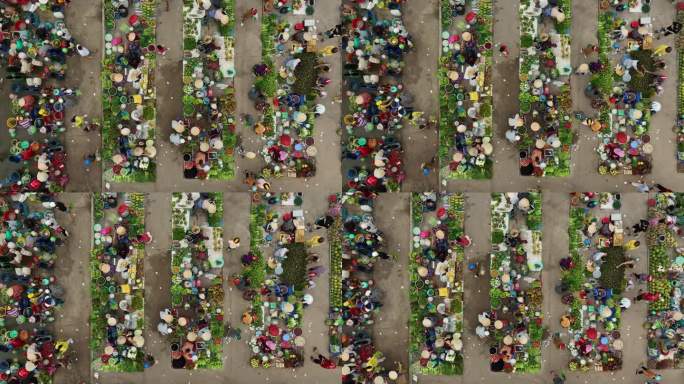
xmin=499 ymin=44 xmax=509 ymax=57
xmin=324 ymin=24 xmax=343 ymax=39
xmin=310 ymin=347 xmax=337 ymax=369
xmin=76 ymin=44 xmax=90 ymax=57
xmin=551 ymin=371 xmax=566 ymax=384
xmin=241 ymin=7 xmax=258 ymax=25
xmin=635 ymin=290 xmax=660 ymax=303
xmin=636 ymin=366 xmax=662 ymax=381
xmin=624 ymin=239 xmax=641 ymax=251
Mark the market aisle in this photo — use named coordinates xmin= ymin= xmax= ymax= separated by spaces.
xmin=234 ymin=0 xmax=265 ymax=191
xmin=146 ymin=0 xmax=187 ymax=192
xmin=65 ymin=0 xmax=103 ymax=192
xmin=488 ymin=0 xmax=520 ymax=188
xmin=141 ymin=193 xmax=173 ymax=382
xmin=618 ymin=193 xmax=649 ymax=378
xmin=569 ymin=0 xmax=599 ymax=187
xmin=458 ymin=192 xmax=491 ymax=384
xmin=373 ymin=193 xmax=411 ymax=383
xmin=402 ymin=0 xmax=439 ymax=192
xmin=541 ymin=192 xmax=570 ymax=379
xmin=53 ymin=193 xmax=92 ymax=384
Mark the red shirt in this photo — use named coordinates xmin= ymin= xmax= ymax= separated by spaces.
xmin=320 ymin=358 xmax=337 ymax=369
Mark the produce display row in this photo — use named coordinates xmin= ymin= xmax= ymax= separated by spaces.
xmin=0 ymin=1 xmax=81 ymax=192
xmin=483 ymin=192 xmax=543 ymax=373
xmin=1 ymin=193 xmax=72 ymax=383
xmin=163 ymin=192 xmax=225 ymax=369
xmin=328 ymin=191 xmax=402 ymax=383
xmin=676 ymin=3 xmax=684 ymax=172
xmin=250 ymin=3 xmax=325 ymax=180
xmin=102 ymin=0 xmax=159 ymax=183
xmin=439 ymin=0 xmax=494 ymax=180
xmin=90 ymin=193 xmax=147 ymax=372
xmin=239 ymin=192 xmax=316 ymax=369
xmin=340 ymin=0 xmax=413 ymax=192
xmin=509 ymin=0 xmax=573 ymax=177
xmin=645 ymin=193 xmax=684 ymax=369
xmin=172 ymin=0 xmax=237 ymax=180
xmin=559 ymin=192 xmax=627 ymax=372
xmin=409 ymin=193 xmax=465 ymax=375
xmin=591 ymin=2 xmax=662 ymax=176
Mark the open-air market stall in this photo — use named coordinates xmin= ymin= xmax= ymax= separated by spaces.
xmin=645 ymin=193 xmax=684 ymax=369
xmin=508 ymin=0 xmax=574 ymax=177
xmin=0 ymin=1 xmax=83 ymax=192
xmin=328 ymin=190 xmax=403 ymax=383
xmin=90 ymin=193 xmax=148 ymax=372
xmin=171 ymin=0 xmax=237 ymax=180
xmin=439 ymin=0 xmax=494 ymax=180
xmin=158 ymin=192 xmax=225 ymax=369
xmin=409 ymin=192 xmax=466 ymax=375
xmin=0 ymin=193 xmax=73 ymax=382
xmin=558 ymin=192 xmax=628 ymax=372
xmin=102 ymin=0 xmax=159 ymax=183
xmin=589 ymin=0 xmax=666 ymax=176
xmin=236 ymin=192 xmax=322 ymax=369
xmin=340 ymin=0 xmax=413 ymax=192
xmin=249 ymin=2 xmax=328 ymax=180
xmin=480 ymin=192 xmax=543 ymax=373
